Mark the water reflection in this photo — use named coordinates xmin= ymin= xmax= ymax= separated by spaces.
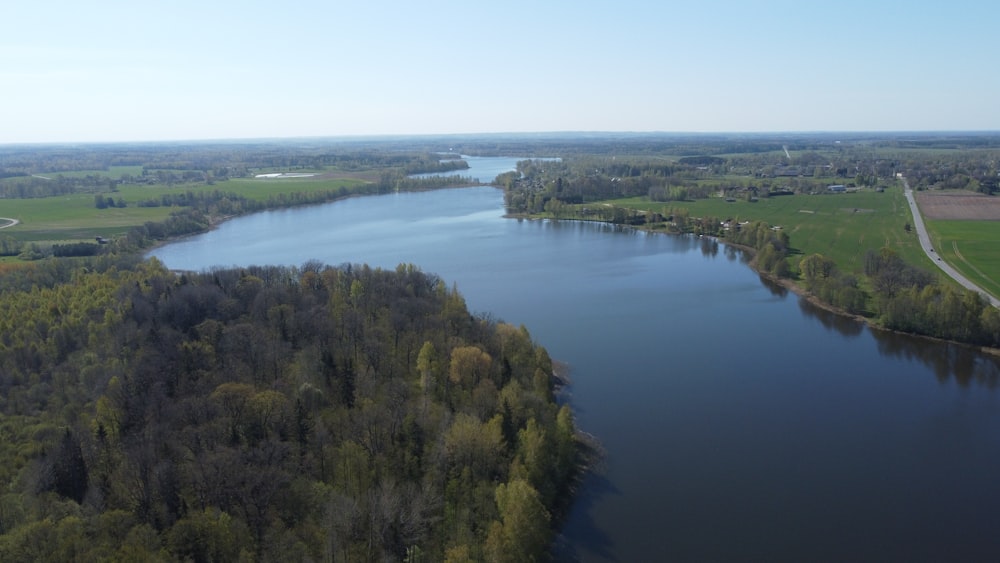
xmin=699 ymin=237 xmax=719 ymax=258
xmin=870 ymin=329 xmax=1000 ymax=388
xmin=796 ymin=292 xmax=1000 ymax=388
xmin=797 ymin=297 xmax=865 ymax=337
xmin=758 ymin=275 xmax=789 ymax=298
xmin=722 ymin=244 xmax=748 ymax=263
xmin=554 ymin=473 xmax=621 ymax=562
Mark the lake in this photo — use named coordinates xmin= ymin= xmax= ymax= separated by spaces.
xmin=409 ymin=154 xmax=558 ymax=183
xmin=151 ymin=165 xmax=1000 ymax=561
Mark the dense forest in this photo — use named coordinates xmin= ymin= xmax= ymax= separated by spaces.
xmin=0 ymin=257 xmax=579 ymax=561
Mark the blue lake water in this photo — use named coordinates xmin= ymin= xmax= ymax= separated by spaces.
xmin=151 ymin=165 xmax=1000 ymax=561
xmin=409 ymin=154 xmax=557 ymax=183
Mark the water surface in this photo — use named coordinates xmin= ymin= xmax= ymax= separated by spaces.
xmin=151 ymin=182 xmax=1000 ymax=561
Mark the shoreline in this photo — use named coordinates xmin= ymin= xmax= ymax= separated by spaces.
xmin=516 ymin=212 xmax=1000 ymax=357
xmin=712 ymin=235 xmax=1000 ymax=357
xmin=144 ymin=190 xmax=1000 ymax=356
xmin=733 ymin=240 xmax=1000 ymax=357
xmin=143 ymin=182 xmax=497 ymax=258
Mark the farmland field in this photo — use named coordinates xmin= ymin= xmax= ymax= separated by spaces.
xmin=916 ymin=191 xmax=1000 ymax=221
xmin=609 ymin=183 xmax=930 ymax=273
xmin=924 ymin=219 xmax=1000 ymax=299
xmin=0 ymin=194 xmax=173 ymax=241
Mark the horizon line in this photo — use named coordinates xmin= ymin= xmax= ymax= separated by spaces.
xmin=4 ymin=129 xmax=1000 ymax=147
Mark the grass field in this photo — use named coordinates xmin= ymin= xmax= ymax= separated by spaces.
xmin=924 ymin=219 xmax=1000 ymax=298
xmin=0 ymin=176 xmax=369 ymax=244
xmin=608 ymin=183 xmax=931 ymax=274
xmin=0 ymin=193 xmax=174 ymax=241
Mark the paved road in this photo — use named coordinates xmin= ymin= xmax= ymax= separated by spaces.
xmin=0 ymin=217 xmax=19 ymax=229
xmin=901 ymin=177 xmax=1000 ymax=307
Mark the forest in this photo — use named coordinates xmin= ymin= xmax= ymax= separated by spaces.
xmin=0 ymin=257 xmax=579 ymax=562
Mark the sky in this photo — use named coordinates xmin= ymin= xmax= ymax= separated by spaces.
xmin=2 ymin=0 xmax=998 ymax=143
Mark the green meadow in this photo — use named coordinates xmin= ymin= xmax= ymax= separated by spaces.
xmin=0 ymin=193 xmax=174 ymax=242
xmin=0 ymin=176 xmax=368 ymax=243
xmin=924 ymin=219 xmax=1000 ymax=298
xmin=610 ymin=183 xmax=930 ymax=274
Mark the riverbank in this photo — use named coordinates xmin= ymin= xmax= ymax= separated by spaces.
xmin=724 ymin=235 xmax=1000 ymax=358
xmin=520 ymin=209 xmax=1000 ymax=357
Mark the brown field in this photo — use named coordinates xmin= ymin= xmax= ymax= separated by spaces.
xmin=916 ymin=191 xmax=1000 ymax=220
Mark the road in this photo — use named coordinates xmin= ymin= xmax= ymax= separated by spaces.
xmin=901 ymin=177 xmax=1000 ymax=307
xmin=0 ymin=217 xmax=19 ymax=229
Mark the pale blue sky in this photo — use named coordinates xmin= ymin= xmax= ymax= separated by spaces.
xmin=2 ymin=0 xmax=997 ymax=143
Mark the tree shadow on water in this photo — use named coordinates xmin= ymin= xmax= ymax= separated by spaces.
xmin=797 ymin=295 xmax=865 ymax=337
xmin=552 ymin=472 xmax=621 ymax=562
xmin=871 ymin=328 xmax=1000 ymax=388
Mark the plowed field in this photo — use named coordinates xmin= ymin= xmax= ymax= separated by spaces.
xmin=916 ymin=191 xmax=1000 ymax=220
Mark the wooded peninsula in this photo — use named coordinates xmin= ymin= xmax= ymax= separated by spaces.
xmin=0 ymin=256 xmax=577 ymax=561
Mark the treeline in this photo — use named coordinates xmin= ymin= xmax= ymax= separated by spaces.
xmin=117 ymin=177 xmax=477 ymax=251
xmin=724 ymin=221 xmax=792 ymax=278
xmin=502 ymin=157 xmax=700 ymax=213
xmin=901 ymin=153 xmax=1000 ymax=194
xmin=0 ymin=258 xmax=579 ymax=561
xmin=0 ymin=176 xmax=104 ymax=199
xmin=799 ymin=248 xmax=1000 ymax=346
xmin=502 ymin=154 xmax=839 ymax=215
xmin=115 ymin=185 xmax=389 ymax=253
xmin=18 ymin=177 xmax=479 ymax=260
xmin=375 ymin=171 xmax=479 ymax=192
xmin=401 ymin=158 xmax=469 ymax=175
xmin=500 ymin=137 xmax=999 ymax=214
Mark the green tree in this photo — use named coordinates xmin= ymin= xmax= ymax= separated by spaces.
xmin=449 ymin=346 xmax=492 ymax=387
xmin=485 ymin=479 xmax=550 ymax=563
xmin=799 ymin=253 xmax=836 ymax=285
